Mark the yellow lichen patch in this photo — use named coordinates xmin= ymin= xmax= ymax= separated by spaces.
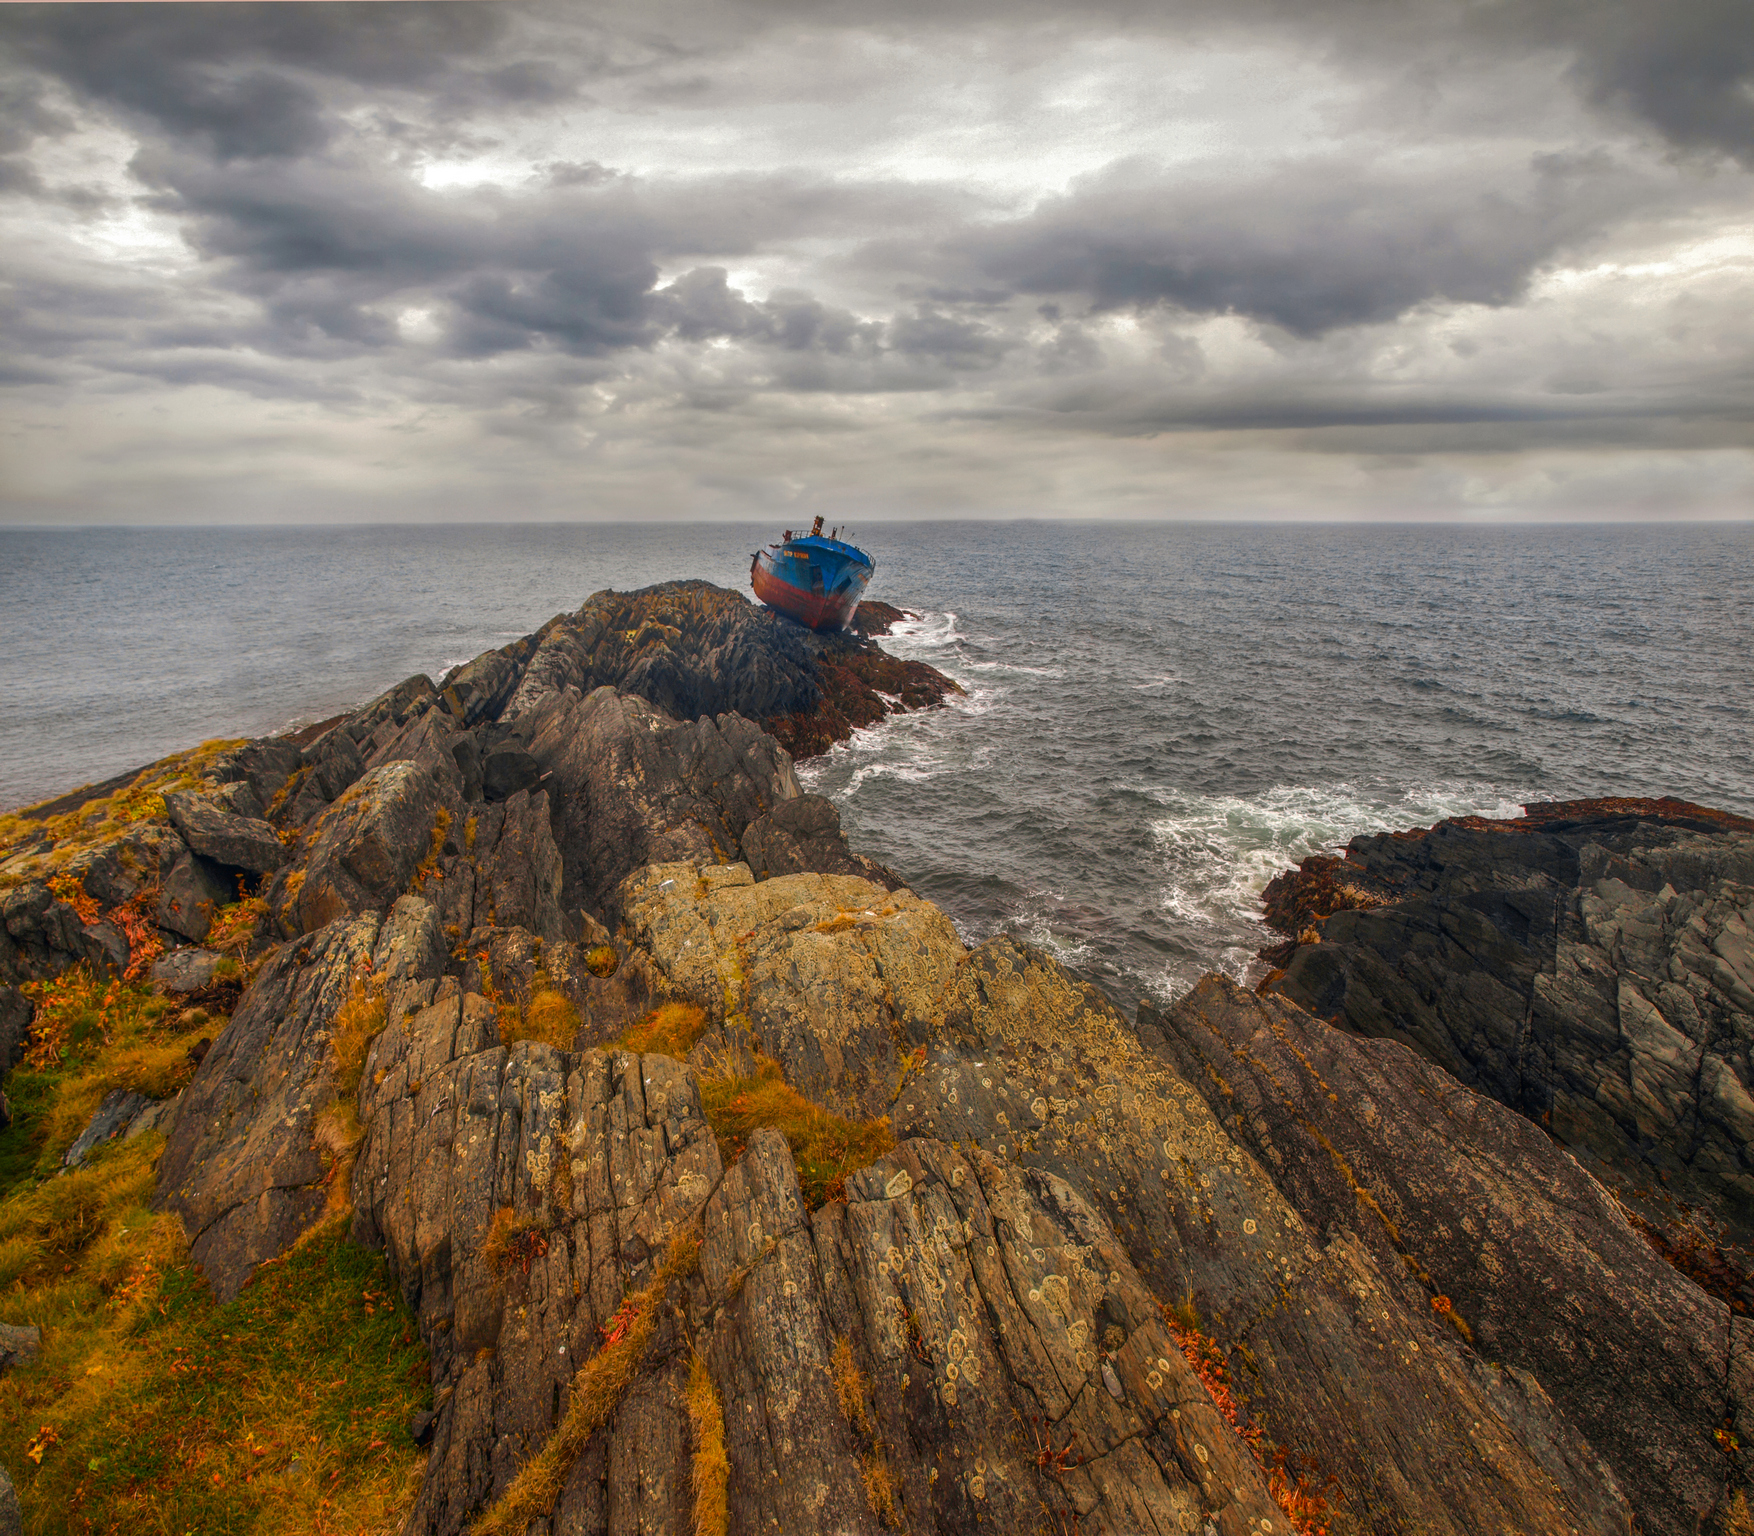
xmin=617 ymin=1002 xmax=709 ymax=1059
xmin=471 ymin=1227 xmax=701 ymax=1536
xmin=684 ymin=1349 xmax=729 ymax=1536
xmin=697 ymin=1056 xmax=893 ymax=1208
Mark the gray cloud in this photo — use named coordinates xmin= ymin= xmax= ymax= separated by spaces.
xmin=0 ymin=0 xmax=1749 ymax=521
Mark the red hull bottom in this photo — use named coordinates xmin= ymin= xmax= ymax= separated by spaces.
xmin=750 ymin=556 xmax=864 ymax=631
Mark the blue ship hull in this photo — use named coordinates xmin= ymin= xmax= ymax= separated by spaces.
xmin=750 ymin=531 xmax=875 ymax=631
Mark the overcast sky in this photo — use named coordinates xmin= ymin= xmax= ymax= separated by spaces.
xmin=1 ymin=0 xmax=1750 ymax=523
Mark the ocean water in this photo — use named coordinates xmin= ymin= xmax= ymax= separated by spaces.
xmin=3 ymin=522 xmax=1750 ymax=1007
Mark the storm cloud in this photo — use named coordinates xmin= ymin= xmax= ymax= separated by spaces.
xmin=0 ymin=0 xmax=1749 ymax=521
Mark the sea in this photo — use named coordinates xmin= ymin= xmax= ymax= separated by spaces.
xmin=3 ymin=522 xmax=1750 ymax=1009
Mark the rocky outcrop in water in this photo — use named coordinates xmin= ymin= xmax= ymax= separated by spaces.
xmin=1259 ymin=796 xmax=1754 ymax=1307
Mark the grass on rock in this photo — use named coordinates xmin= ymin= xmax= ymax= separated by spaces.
xmin=0 ymin=963 xmax=431 ymax=1535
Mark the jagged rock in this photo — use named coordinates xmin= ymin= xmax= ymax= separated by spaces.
xmin=480 ymin=747 xmax=541 ymax=803
xmin=158 ymin=912 xmax=385 ymax=1299
xmin=206 ymin=735 xmax=303 ymax=812
xmin=740 ymin=791 xmax=901 ymax=887
xmin=1260 ymin=802 xmax=1754 ymax=1253
xmin=0 ymin=986 xmax=26 ymax=1071
xmin=524 ymin=687 xmax=801 ymax=917
xmin=64 ymin=1088 xmax=151 ymax=1168
xmin=351 ymin=1012 xmax=720 ymax=1535
xmin=126 ymin=1093 xmax=179 ymax=1142
xmin=896 ymin=935 xmax=1630 ymax=1535
xmin=0 ymin=1461 xmax=21 ymax=1536
xmin=438 ymin=633 xmax=540 ymax=728
xmin=621 ymin=861 xmax=964 ymax=1116
xmin=163 ymin=791 xmax=286 ymax=875
xmin=276 ymin=761 xmax=456 ymax=936
xmin=156 ymin=849 xmax=233 ymax=942
xmin=1154 ymin=973 xmax=1735 ymax=1536
xmin=151 ymin=947 xmax=221 ymax=994
xmin=0 ymin=1322 xmax=40 ymax=1374
xmin=302 ymin=725 xmax=367 ymax=803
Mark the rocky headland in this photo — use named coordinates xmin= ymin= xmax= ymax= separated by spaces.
xmin=0 ymin=582 xmax=1750 ymax=1536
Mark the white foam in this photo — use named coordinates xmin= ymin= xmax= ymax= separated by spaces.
xmin=1146 ymin=779 xmax=1536 ymax=940
xmin=966 ymin=661 xmax=1065 ymax=677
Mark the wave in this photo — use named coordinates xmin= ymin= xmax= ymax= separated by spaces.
xmin=1146 ymin=779 xmax=1533 ymax=935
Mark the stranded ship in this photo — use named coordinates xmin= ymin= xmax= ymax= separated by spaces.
xmin=749 ymin=517 xmax=875 ymax=631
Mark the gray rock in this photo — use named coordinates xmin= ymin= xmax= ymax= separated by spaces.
xmin=157 ymin=912 xmax=386 ymax=1300
xmin=0 ymin=985 xmax=28 ymax=1071
xmin=126 ymin=1094 xmax=179 ymax=1141
xmin=64 ymin=1087 xmax=150 ymax=1167
xmin=276 ymin=761 xmax=455 ymax=936
xmin=151 ymin=946 xmax=222 ymax=994
xmin=741 ymin=791 xmax=900 ymax=887
xmin=0 ymin=1459 xmax=19 ymax=1536
xmin=1262 ymin=810 xmax=1754 ymax=1253
xmin=302 ymin=726 xmax=367 ymax=803
xmin=1155 ymin=973 xmax=1724 ymax=1536
xmin=0 ymin=1322 xmax=40 ymax=1374
xmin=523 ymin=686 xmax=800 ymax=918
xmin=163 ymin=791 xmax=287 ymax=875
xmin=156 ymin=850 xmax=234 ymax=942
xmin=480 ymin=748 xmax=540 ymax=803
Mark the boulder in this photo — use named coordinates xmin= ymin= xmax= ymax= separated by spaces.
xmin=162 ymin=791 xmax=286 ymax=875
xmin=0 ymin=1322 xmax=40 ymax=1374
xmin=0 ymin=1463 xmax=17 ymax=1536
xmin=156 ymin=849 xmax=233 ymax=942
xmin=157 ymin=913 xmax=385 ymax=1299
xmin=151 ymin=947 xmax=222 ymax=994
xmin=64 ymin=1088 xmax=151 ymax=1167
xmin=480 ymin=747 xmax=541 ymax=803
xmin=621 ymin=860 xmax=965 ymax=1117
xmin=278 ymin=761 xmax=455 ymax=936
xmin=524 ymin=686 xmax=800 ymax=918
xmin=740 ymin=791 xmax=902 ymax=887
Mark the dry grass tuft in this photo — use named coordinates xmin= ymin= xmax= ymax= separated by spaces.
xmin=481 ymin=1206 xmax=552 ymax=1278
xmin=860 ymin=1447 xmax=903 ymax=1528
xmin=697 ymin=1056 xmax=893 ymax=1208
xmin=207 ymin=893 xmax=268 ymax=953
xmin=618 ymin=1002 xmax=709 ymax=1058
xmin=330 ymin=972 xmax=387 ymax=1108
xmin=471 ymin=1226 xmax=701 ymax=1535
xmin=831 ymin=1336 xmax=872 ymax=1435
xmin=496 ymin=974 xmax=582 ymax=1052
xmin=684 ymin=1349 xmax=729 ymax=1536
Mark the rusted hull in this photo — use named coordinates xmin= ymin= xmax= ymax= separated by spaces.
xmin=750 ymin=544 xmax=873 ymax=631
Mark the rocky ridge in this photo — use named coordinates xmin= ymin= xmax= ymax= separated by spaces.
xmin=2 ymin=595 xmax=1750 ymax=1535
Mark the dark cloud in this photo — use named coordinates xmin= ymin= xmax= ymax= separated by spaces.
xmin=0 ymin=0 xmax=1748 ymax=519
xmin=944 ymin=152 xmax=1657 ymax=336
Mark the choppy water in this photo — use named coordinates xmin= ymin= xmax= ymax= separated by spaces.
xmin=4 ymin=522 xmax=1750 ymax=1007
